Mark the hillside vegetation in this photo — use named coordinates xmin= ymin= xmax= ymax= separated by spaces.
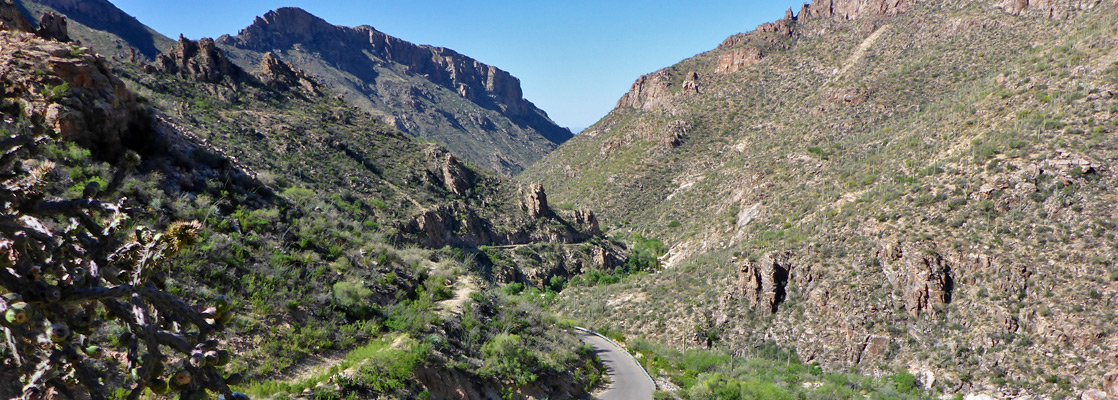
xmin=0 ymin=12 xmax=612 ymax=399
xmin=215 ymin=7 xmax=572 ymax=175
xmin=526 ymin=0 xmax=1118 ymax=397
xmin=14 ymin=0 xmax=571 ymax=175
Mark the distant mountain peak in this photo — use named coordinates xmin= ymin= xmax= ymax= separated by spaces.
xmin=232 ymin=6 xmax=339 ymax=44
xmin=216 ymin=7 xmax=571 ymax=174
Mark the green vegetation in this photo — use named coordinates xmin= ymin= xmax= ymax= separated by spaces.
xmin=480 ymin=333 xmax=539 ymax=386
xmin=529 ymin=1 xmax=1118 ymax=396
xmin=47 ymin=81 xmax=71 ymax=100
xmin=2 ymin=30 xmax=609 ymax=397
xmin=0 ymin=110 xmax=232 ymax=398
xmin=631 ymin=340 xmax=932 ymax=400
xmin=626 ymin=233 xmax=669 ymax=272
xmin=242 ymin=335 xmax=430 ymax=398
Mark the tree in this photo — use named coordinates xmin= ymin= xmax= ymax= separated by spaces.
xmin=0 ymin=127 xmax=241 ymax=399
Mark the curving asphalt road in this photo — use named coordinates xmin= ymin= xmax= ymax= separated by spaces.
xmin=579 ymin=332 xmax=655 ymax=400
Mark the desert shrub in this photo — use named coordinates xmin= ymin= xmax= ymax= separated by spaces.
xmin=480 ymin=333 xmax=539 ymax=386
xmin=333 ymin=280 xmax=379 ymax=319
xmin=893 ymin=371 xmax=919 ymax=394
xmin=424 ymin=275 xmax=454 ymax=301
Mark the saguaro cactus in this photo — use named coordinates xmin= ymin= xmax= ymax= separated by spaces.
xmin=0 ymin=129 xmax=240 ymax=399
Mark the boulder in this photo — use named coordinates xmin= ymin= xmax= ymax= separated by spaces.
xmin=681 ymin=71 xmax=700 ymax=94
xmin=1080 ymin=389 xmax=1108 ymax=400
xmin=36 ymin=12 xmax=69 ymax=42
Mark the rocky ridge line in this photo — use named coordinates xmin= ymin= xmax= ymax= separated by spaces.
xmin=616 ymin=0 xmax=1108 ymax=112
xmin=219 ymin=7 xmax=536 ymax=122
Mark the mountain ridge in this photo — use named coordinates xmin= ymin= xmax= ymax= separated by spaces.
xmin=529 ymin=0 xmax=1118 ymax=396
xmin=14 ymin=0 xmax=173 ymax=60
xmin=0 ymin=11 xmax=617 ymax=397
xmin=216 ymin=7 xmax=572 ymax=175
xmin=11 ymin=1 xmax=571 ymax=175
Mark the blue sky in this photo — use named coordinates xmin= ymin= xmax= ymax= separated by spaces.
xmin=107 ymin=0 xmax=805 ymax=130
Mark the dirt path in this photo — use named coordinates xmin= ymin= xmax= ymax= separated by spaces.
xmin=280 ymin=350 xmax=349 ymax=386
xmin=833 ymin=24 xmax=891 ymax=81
xmin=436 ymin=275 xmax=476 ymax=316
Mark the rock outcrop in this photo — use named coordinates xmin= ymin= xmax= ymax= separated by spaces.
xmin=1105 ymin=372 xmax=1118 ymax=397
xmin=572 ymin=209 xmax=601 ymax=236
xmin=617 ymin=70 xmax=673 ymax=111
xmin=522 ymin=183 xmax=553 ymax=219
xmin=716 ymin=47 xmax=763 ymax=74
xmin=995 ymin=0 xmax=1104 ymax=19
xmin=878 ymin=241 xmax=955 ymax=317
xmin=427 ymin=150 xmax=473 ymax=197
xmin=413 ymin=364 xmax=499 ymax=400
xmin=798 ymin=0 xmax=915 ymax=21
xmin=36 ymin=12 xmax=69 ymax=42
xmin=156 ymin=35 xmax=245 ymax=85
xmin=0 ymin=31 xmax=148 ymax=159
xmin=257 ymin=51 xmax=318 ymax=93
xmin=413 ymin=205 xmax=493 ymax=248
xmin=737 ymin=253 xmax=793 ymax=314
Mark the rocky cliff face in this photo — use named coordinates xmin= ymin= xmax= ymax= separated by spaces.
xmin=798 ymin=0 xmax=915 ymax=21
xmin=0 ymin=30 xmax=148 ymax=159
xmin=216 ymin=7 xmax=571 ymax=175
xmin=878 ymin=241 xmax=956 ymax=318
xmin=716 ymin=47 xmax=763 ymax=74
xmin=227 ymin=8 xmax=532 ymax=119
xmin=735 ymin=253 xmax=793 ymax=315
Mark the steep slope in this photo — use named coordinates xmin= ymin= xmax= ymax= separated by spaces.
xmin=0 ymin=17 xmax=613 ymax=398
xmin=13 ymin=0 xmax=174 ymax=61
xmin=216 ymin=7 xmax=572 ymax=175
xmin=528 ymin=0 xmax=1118 ymax=397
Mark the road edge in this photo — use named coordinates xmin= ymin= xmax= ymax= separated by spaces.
xmin=574 ymin=326 xmax=658 ymax=391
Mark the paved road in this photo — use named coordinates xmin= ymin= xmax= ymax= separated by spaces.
xmin=579 ymin=332 xmax=655 ymax=400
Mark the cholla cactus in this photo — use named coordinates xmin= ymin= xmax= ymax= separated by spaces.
xmin=0 ymin=129 xmax=241 ymax=399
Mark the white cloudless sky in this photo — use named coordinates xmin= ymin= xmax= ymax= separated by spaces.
xmin=107 ymin=0 xmax=806 ymax=130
